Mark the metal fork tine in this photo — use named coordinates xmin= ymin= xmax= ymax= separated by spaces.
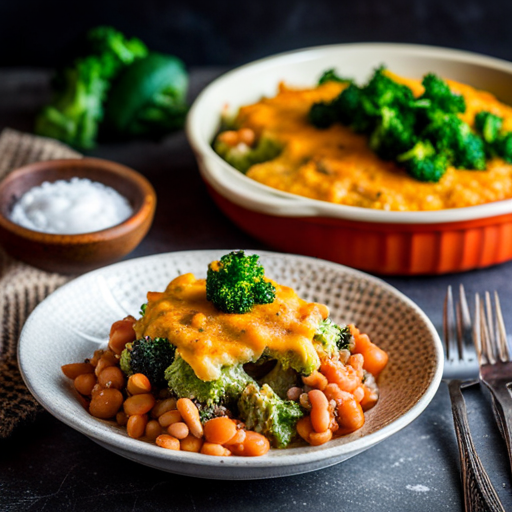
xmin=474 ymin=293 xmax=483 ymax=361
xmin=480 ymin=295 xmax=496 ymax=365
xmin=493 ymin=291 xmax=510 ymax=363
xmin=458 ymin=284 xmax=473 ymax=358
xmin=485 ymin=291 xmax=497 ymax=363
xmin=444 ymin=285 xmax=457 ymax=361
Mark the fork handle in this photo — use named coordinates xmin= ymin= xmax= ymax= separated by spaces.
xmin=448 ymin=380 xmax=505 ymax=512
xmin=486 ymin=385 xmax=512 ymax=476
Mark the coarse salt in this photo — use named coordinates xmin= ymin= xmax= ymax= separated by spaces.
xmin=10 ymin=178 xmax=133 ymax=234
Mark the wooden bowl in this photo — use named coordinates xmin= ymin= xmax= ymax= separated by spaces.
xmin=0 ymin=158 xmax=156 ymax=274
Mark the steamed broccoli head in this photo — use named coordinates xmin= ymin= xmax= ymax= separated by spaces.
xmin=206 ymin=251 xmax=276 ymax=314
xmin=238 ymin=383 xmax=304 ymax=448
xmin=397 ymin=140 xmax=449 ymax=182
xmin=369 ymin=106 xmax=417 ymax=160
xmin=420 ymin=73 xmax=466 ymax=114
xmin=475 ymin=111 xmax=503 ymax=144
xmin=164 ymin=356 xmax=254 ymax=406
xmin=120 ymin=336 xmax=175 ymax=388
xmin=494 ymin=132 xmax=512 ymax=163
xmin=314 ymin=318 xmax=354 ymax=356
xmin=213 ymin=135 xmax=282 ymax=174
xmin=258 ymin=361 xmax=299 ymax=399
xmin=363 ymin=66 xmax=415 ymax=112
xmin=317 ymin=69 xmax=353 ymax=85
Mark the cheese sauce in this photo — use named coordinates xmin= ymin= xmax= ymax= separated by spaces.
xmin=134 ymin=273 xmax=329 ymax=381
xmin=235 ymin=75 xmax=512 ymax=211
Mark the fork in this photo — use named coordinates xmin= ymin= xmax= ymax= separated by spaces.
xmin=474 ymin=291 xmax=512 ymax=475
xmin=444 ymin=285 xmax=505 ymax=512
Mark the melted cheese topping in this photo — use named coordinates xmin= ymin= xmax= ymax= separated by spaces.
xmin=133 ymin=273 xmax=329 ymax=381
xmin=234 ymin=75 xmax=512 ymax=211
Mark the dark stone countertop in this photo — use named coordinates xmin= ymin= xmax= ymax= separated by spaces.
xmin=1 ymin=67 xmax=512 ymax=512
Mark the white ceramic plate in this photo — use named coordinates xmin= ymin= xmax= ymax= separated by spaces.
xmin=18 ymin=250 xmax=443 ymax=479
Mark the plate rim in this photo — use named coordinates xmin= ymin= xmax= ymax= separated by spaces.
xmin=18 ymin=249 xmax=444 ymax=471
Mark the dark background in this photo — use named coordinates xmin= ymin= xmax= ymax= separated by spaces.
xmin=1 ymin=0 xmax=512 ymax=69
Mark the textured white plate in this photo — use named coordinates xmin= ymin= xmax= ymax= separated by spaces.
xmin=18 ymin=250 xmax=443 ymax=479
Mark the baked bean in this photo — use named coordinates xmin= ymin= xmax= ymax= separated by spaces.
xmin=151 ymin=398 xmax=177 ymax=418
xmin=360 ymin=384 xmax=379 ymax=411
xmin=286 ymin=387 xmax=302 ymax=401
xmin=296 ymin=416 xmax=314 ymax=443
xmin=116 ymin=411 xmax=128 ymax=426
xmin=238 ymin=128 xmax=255 ymax=146
xmin=98 ymin=366 xmax=125 ymax=390
xmin=309 ymin=429 xmax=333 ymax=446
xmin=217 ymin=130 xmax=239 ymax=146
xmin=176 ymin=398 xmax=203 ymax=438
xmin=180 ymin=434 xmax=204 ymax=453
xmin=241 ymin=431 xmax=270 ymax=456
xmin=204 ymin=417 xmax=237 ymax=445
xmin=200 ymin=443 xmax=231 ymax=456
xmin=224 ymin=428 xmax=246 ymax=446
xmin=320 ymin=359 xmax=360 ymax=393
xmin=94 ymin=351 xmax=118 ymax=377
xmin=74 ymin=373 xmax=97 ymax=396
xmin=353 ymin=386 xmax=365 ymax=403
xmin=158 ymin=410 xmax=182 ymax=428
xmin=123 ymin=393 xmax=156 ymax=416
xmin=109 ymin=319 xmax=136 ymax=354
xmin=302 ymin=371 xmax=328 ymax=391
xmin=336 ymin=397 xmax=365 ymax=434
xmin=127 ymin=373 xmax=152 ymax=395
xmin=309 ymin=389 xmax=330 ymax=433
xmin=61 ymin=362 xmax=94 ymax=380
xmin=89 ymin=388 xmax=123 ymax=419
xmin=156 ymin=434 xmax=180 ymax=451
xmin=167 ymin=422 xmax=189 ymax=440
xmin=299 ymin=393 xmax=311 ymax=409
xmin=127 ymin=414 xmax=148 ymax=439
xmin=90 ymin=349 xmax=104 ymax=367
xmin=145 ymin=420 xmax=163 ymax=441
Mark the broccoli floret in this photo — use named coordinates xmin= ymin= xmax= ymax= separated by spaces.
xmin=259 ymin=361 xmax=299 ymax=399
xmin=35 ymin=26 xmax=148 ymax=148
xmin=120 ymin=336 xmax=175 ymax=388
xmin=494 ymin=132 xmax=512 ymax=163
xmin=213 ymin=135 xmax=282 ymax=174
xmin=423 ymin=113 xmax=486 ymax=170
xmin=308 ymin=101 xmax=339 ymax=129
xmin=164 ymin=356 xmax=254 ymax=406
xmin=238 ymin=383 xmax=304 ymax=448
xmin=206 ymin=251 xmax=276 ymax=314
xmin=314 ymin=318 xmax=354 ymax=356
xmin=475 ymin=111 xmax=503 ymax=144
xmin=318 ymin=69 xmax=353 ymax=85
xmin=85 ymin=25 xmax=148 ymax=80
xmin=105 ymin=52 xmax=189 ymax=137
xmin=364 ymin=66 xmax=415 ymax=112
xmin=369 ymin=106 xmax=416 ymax=160
xmin=397 ymin=140 xmax=449 ymax=182
xmin=419 ymin=73 xmax=466 ymax=114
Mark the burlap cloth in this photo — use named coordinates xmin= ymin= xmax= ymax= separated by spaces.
xmin=0 ymin=128 xmax=81 ymax=438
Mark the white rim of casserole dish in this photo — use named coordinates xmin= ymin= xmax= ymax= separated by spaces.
xmin=187 ymin=42 xmax=512 ymax=224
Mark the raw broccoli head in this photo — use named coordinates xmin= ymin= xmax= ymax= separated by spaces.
xmin=120 ymin=336 xmax=176 ymax=388
xmin=419 ymin=73 xmax=466 ymax=114
xmin=238 ymin=383 xmax=304 ymax=448
xmin=475 ymin=111 xmax=503 ymax=144
xmin=86 ymin=26 xmax=148 ymax=79
xmin=164 ymin=356 xmax=254 ymax=406
xmin=206 ymin=251 xmax=276 ymax=314
xmin=397 ymin=140 xmax=450 ymax=182
xmin=314 ymin=318 xmax=354 ymax=356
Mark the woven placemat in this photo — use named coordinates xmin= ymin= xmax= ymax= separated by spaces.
xmin=0 ymin=128 xmax=81 ymax=438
